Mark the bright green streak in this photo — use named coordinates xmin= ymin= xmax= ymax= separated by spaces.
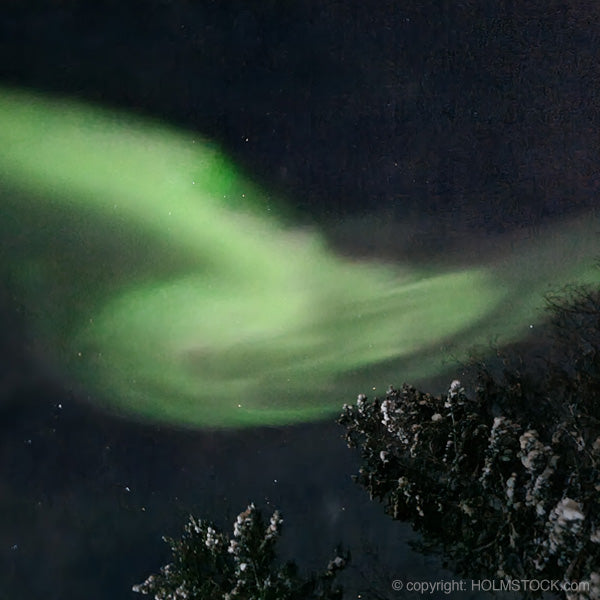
xmin=1 ymin=88 xmax=598 ymax=427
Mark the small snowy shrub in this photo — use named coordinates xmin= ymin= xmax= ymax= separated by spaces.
xmin=133 ymin=504 xmax=348 ymax=600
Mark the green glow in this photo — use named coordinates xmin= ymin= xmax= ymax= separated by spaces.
xmin=0 ymin=87 xmax=598 ymax=427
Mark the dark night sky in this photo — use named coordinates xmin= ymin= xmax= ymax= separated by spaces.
xmin=2 ymin=0 xmax=598 ymax=227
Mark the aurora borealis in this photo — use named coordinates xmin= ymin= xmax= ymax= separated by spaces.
xmin=1 ymin=87 xmax=598 ymax=427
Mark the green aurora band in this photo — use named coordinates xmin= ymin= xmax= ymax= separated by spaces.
xmin=1 ymin=88 xmax=598 ymax=427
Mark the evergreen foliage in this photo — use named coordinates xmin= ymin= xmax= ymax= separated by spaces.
xmin=340 ymin=286 xmax=600 ymax=599
xmin=133 ymin=504 xmax=348 ymax=600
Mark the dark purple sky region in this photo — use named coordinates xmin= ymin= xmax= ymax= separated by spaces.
xmin=2 ymin=1 xmax=598 ymax=226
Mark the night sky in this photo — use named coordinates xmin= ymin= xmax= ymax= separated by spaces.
xmin=2 ymin=1 xmax=598 ymax=225
xmin=1 ymin=2 xmax=599 ymax=599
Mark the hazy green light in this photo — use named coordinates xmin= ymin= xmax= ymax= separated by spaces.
xmin=0 ymin=88 xmax=598 ymax=427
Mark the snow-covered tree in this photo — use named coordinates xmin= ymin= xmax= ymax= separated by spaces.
xmin=340 ymin=285 xmax=600 ymax=599
xmin=133 ymin=504 xmax=348 ymax=600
